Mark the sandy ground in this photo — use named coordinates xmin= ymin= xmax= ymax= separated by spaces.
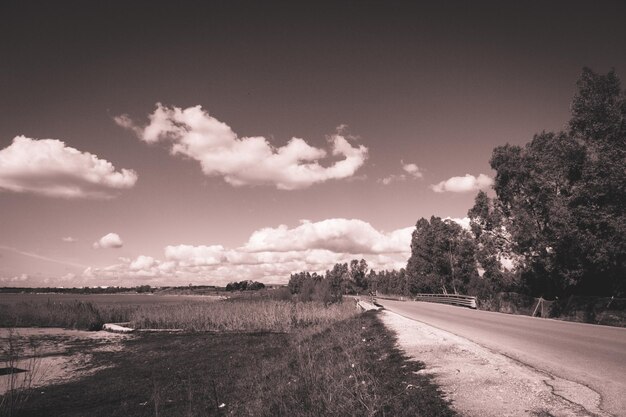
xmin=380 ymin=310 xmax=611 ymax=417
xmin=0 ymin=328 xmax=131 ymax=395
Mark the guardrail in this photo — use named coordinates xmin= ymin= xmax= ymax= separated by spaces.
xmin=412 ymin=293 xmax=477 ymax=309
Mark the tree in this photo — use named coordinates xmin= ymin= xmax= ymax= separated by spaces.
xmin=487 ymin=68 xmax=625 ymax=297
xmin=406 ymin=217 xmax=479 ymax=294
xmin=468 ymin=191 xmax=521 ymax=293
xmin=288 ymin=272 xmax=309 ymax=294
xmin=325 ymin=263 xmax=348 ymax=302
xmin=349 ymin=259 xmax=369 ymax=293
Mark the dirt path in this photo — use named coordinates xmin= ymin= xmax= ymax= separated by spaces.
xmin=380 ymin=310 xmax=611 ymax=417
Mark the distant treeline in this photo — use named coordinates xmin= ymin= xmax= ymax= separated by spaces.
xmin=291 ymin=68 xmax=625 ymax=300
xmin=0 ymin=285 xmax=219 ymax=294
xmin=225 ymin=280 xmax=266 ymax=291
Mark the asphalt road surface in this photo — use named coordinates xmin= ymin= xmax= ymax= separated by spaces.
xmin=378 ymin=299 xmax=626 ymax=417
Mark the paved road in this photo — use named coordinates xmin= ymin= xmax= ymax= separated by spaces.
xmin=378 ymin=299 xmax=626 ymax=417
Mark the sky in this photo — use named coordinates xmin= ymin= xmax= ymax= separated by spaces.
xmin=1 ymin=1 xmax=625 ymax=287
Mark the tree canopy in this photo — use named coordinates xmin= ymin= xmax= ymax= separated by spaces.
xmin=406 ymin=216 xmax=479 ymax=295
xmin=484 ymin=68 xmax=625 ymax=297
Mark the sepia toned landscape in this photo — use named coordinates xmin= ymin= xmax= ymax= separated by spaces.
xmin=1 ymin=1 xmax=625 ymax=416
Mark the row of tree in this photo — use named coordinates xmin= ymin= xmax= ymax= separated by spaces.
xmin=288 ymin=68 xmax=624 ymax=300
xmin=287 ymin=259 xmax=372 ymax=303
xmin=225 ymin=280 xmax=265 ymax=291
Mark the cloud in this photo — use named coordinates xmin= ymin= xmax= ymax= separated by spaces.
xmin=402 ymin=162 xmax=423 ymax=178
xmin=165 ymin=245 xmax=226 ymax=266
xmin=244 ymin=219 xmax=412 ymax=254
xmin=379 ymin=160 xmax=423 ymax=185
xmin=93 ymin=233 xmax=123 ymax=249
xmin=0 ymin=136 xmax=137 ymax=199
xmin=430 ymin=173 xmax=493 ymax=193
xmin=116 ymin=104 xmax=368 ymax=190
xmin=378 ymin=174 xmax=404 ymax=185
xmin=0 ymin=273 xmax=29 ymax=283
xmin=62 ymin=237 xmax=77 ymax=243
xmin=444 ymin=216 xmax=471 ymax=230
xmin=129 ymin=255 xmax=156 ymax=271
xmin=80 ymin=218 xmax=414 ymax=286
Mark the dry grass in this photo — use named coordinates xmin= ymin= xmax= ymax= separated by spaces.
xmin=0 ymin=301 xmax=136 ymax=331
xmin=13 ymin=312 xmax=455 ymax=417
xmin=0 ymin=329 xmax=46 ymax=417
xmin=129 ymin=300 xmax=358 ymax=332
xmin=0 ymin=297 xmax=358 ymax=333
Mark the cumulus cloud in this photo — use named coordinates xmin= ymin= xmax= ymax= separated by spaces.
xmin=62 ymin=237 xmax=77 ymax=243
xmin=80 ymin=219 xmax=414 ymax=286
xmin=165 ymin=245 xmax=226 ymax=266
xmin=83 ymin=250 xmax=411 ymax=287
xmin=244 ymin=219 xmax=412 ymax=254
xmin=0 ymin=136 xmax=137 ymax=199
xmin=115 ymin=104 xmax=368 ymax=190
xmin=379 ymin=160 xmax=423 ymax=185
xmin=93 ymin=233 xmax=123 ymax=249
xmin=129 ymin=255 xmax=156 ymax=270
xmin=402 ymin=162 xmax=423 ymax=178
xmin=430 ymin=173 xmax=493 ymax=193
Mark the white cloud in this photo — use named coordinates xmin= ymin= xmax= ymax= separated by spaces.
xmin=402 ymin=162 xmax=423 ymax=178
xmin=80 ymin=219 xmax=414 ymax=286
xmin=6 ymin=273 xmax=28 ymax=283
xmin=0 ymin=136 xmax=137 ymax=199
xmin=430 ymin=173 xmax=493 ymax=193
xmin=243 ymin=219 xmax=413 ymax=254
xmin=129 ymin=255 xmax=156 ymax=271
xmin=62 ymin=236 xmax=77 ymax=243
xmin=165 ymin=245 xmax=226 ymax=266
xmin=378 ymin=174 xmax=405 ymax=185
xmin=93 ymin=233 xmax=123 ymax=249
xmin=444 ymin=216 xmax=471 ymax=230
xmin=379 ymin=160 xmax=423 ymax=185
xmin=116 ymin=104 xmax=368 ymax=190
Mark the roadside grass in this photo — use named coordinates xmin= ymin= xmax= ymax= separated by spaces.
xmin=11 ymin=311 xmax=455 ymax=417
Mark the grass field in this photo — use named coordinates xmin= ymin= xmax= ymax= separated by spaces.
xmin=8 ymin=311 xmax=455 ymax=417
xmin=1 ymin=293 xmax=455 ymax=416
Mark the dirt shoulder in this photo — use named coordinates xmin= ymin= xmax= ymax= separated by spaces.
xmin=380 ymin=310 xmax=611 ymax=417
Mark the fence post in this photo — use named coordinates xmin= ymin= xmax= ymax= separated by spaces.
xmin=532 ymin=297 xmax=544 ymax=317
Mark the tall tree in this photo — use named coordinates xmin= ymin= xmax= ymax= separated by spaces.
xmin=488 ymin=68 xmax=625 ymax=297
xmin=325 ymin=262 xmax=348 ymax=301
xmin=569 ymin=68 xmax=626 ymax=296
xmin=467 ymin=191 xmax=520 ymax=292
xmin=406 ymin=217 xmax=479 ymax=294
xmin=349 ymin=258 xmax=369 ymax=292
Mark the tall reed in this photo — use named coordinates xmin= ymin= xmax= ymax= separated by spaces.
xmin=129 ymin=300 xmax=357 ymax=332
